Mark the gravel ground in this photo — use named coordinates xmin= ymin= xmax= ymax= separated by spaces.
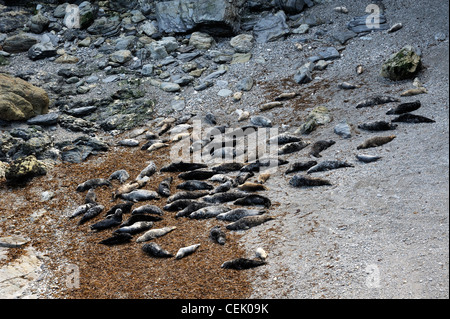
xmin=0 ymin=0 xmax=448 ymax=299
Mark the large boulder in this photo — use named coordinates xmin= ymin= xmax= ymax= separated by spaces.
xmin=2 ymin=33 xmax=39 ymax=53
xmin=381 ymin=45 xmax=422 ymax=81
xmin=253 ymin=11 xmax=290 ymax=43
xmin=155 ymin=0 xmax=244 ymax=36
xmin=0 ymin=74 xmax=49 ymax=121
xmin=4 ymin=155 xmax=47 ymax=185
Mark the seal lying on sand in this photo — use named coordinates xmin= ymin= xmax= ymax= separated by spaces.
xmin=357 ymin=135 xmax=396 ymax=149
xmin=221 ymin=258 xmax=267 ymax=270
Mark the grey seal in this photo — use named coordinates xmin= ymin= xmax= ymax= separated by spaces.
xmin=115 ymin=221 xmax=154 ymax=235
xmin=233 ymin=194 xmax=271 ymax=208
xmin=76 ymin=178 xmax=111 ymax=192
xmin=176 ymin=180 xmax=214 ymax=191
xmin=386 ymin=100 xmax=421 ymax=115
xmin=136 ymin=226 xmax=177 ymax=243
xmin=157 ymin=177 xmax=173 ymax=197
xmin=99 ymin=233 xmax=132 ymax=246
xmin=209 ymin=226 xmax=226 ymax=245
xmin=309 ymin=140 xmax=335 ymax=158
xmin=307 ymin=160 xmax=354 ymax=174
xmin=216 ymin=208 xmax=266 ymax=222
xmin=131 ymin=204 xmax=164 ymax=216
xmin=357 ymin=135 xmax=396 ymax=149
xmin=120 ymin=190 xmax=160 ymax=202
xmin=289 ymin=175 xmax=331 ymax=187
xmin=160 ymin=161 xmax=207 ymax=172
xmin=221 ymin=258 xmax=267 ymax=270
xmin=226 ymin=215 xmax=274 ymax=231
xmin=189 ymin=206 xmax=230 ymax=220
xmin=90 ymin=209 xmax=123 ymax=231
xmin=142 ymin=242 xmax=173 ymax=258
xmin=175 ymin=244 xmax=200 ymax=260
xmin=285 ymin=161 xmax=318 ymax=174
xmin=358 ymin=121 xmax=398 ymax=132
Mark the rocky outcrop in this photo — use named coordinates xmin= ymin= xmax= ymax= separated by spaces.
xmin=0 ymin=74 xmax=49 ymax=121
xmin=155 ymin=0 xmax=245 ymax=36
xmin=4 ymin=155 xmax=47 ymax=184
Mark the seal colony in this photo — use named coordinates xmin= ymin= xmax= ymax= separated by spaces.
xmin=65 ymin=84 xmax=435 ymax=284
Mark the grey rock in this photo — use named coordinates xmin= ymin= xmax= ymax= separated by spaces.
xmin=141 ymin=64 xmax=154 ymax=76
xmin=102 ymin=75 xmax=120 ymax=83
xmin=161 ymin=82 xmax=181 ymax=92
xmin=218 ymin=89 xmax=233 ymax=97
xmin=28 ymin=42 xmax=57 ymax=60
xmin=155 ymin=0 xmax=243 ymax=36
xmin=334 ymin=120 xmax=352 ymax=139
xmin=253 ymin=11 xmax=290 ymax=43
xmin=2 ymin=34 xmax=39 ymax=53
xmin=189 ymin=32 xmax=215 ymax=50
xmin=139 ymin=21 xmax=159 ymax=37
xmin=79 ymin=1 xmax=98 ymax=29
xmin=294 ymin=61 xmax=314 ymax=84
xmin=109 ymin=50 xmax=133 ymax=64
xmin=317 ymin=47 xmax=340 ymax=61
xmin=274 ymin=0 xmax=313 ymax=13
xmin=230 ymin=34 xmax=254 ymax=53
xmin=29 ymin=12 xmax=49 ymax=34
xmin=236 ymin=77 xmax=254 ymax=91
xmin=380 ymin=45 xmax=422 ymax=81
xmin=26 ymin=113 xmax=60 ymax=126
xmin=87 ymin=16 xmax=121 ymax=37
xmin=147 ymin=42 xmax=169 ymax=60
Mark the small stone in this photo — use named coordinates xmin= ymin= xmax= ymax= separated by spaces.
xmin=230 ymin=34 xmax=254 ymax=53
xmin=387 ymin=23 xmax=403 ymax=33
xmin=78 ymin=37 xmax=91 ymax=47
xmin=161 ymin=82 xmax=181 ymax=93
xmin=141 ymin=64 xmax=154 ymax=76
xmin=54 ymin=54 xmax=79 ymax=64
xmin=233 ymin=92 xmax=243 ymax=102
xmin=218 ymin=89 xmax=233 ymax=97
xmin=334 ymin=120 xmax=352 ymax=139
xmin=110 ymin=50 xmax=133 ymax=64
xmin=236 ymin=77 xmax=254 ymax=91
xmin=334 ymin=6 xmax=349 ymax=14
xmin=28 ymin=42 xmax=57 ymax=60
xmin=189 ymin=32 xmax=214 ymax=50
xmin=171 ymin=98 xmax=186 ymax=111
xmin=292 ymin=24 xmax=310 ymax=34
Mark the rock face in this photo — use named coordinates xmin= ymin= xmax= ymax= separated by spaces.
xmin=155 ymin=0 xmax=244 ymax=36
xmin=253 ymin=11 xmax=290 ymax=43
xmin=0 ymin=74 xmax=49 ymax=121
xmin=4 ymin=155 xmax=47 ymax=184
xmin=381 ymin=45 xmax=422 ymax=81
